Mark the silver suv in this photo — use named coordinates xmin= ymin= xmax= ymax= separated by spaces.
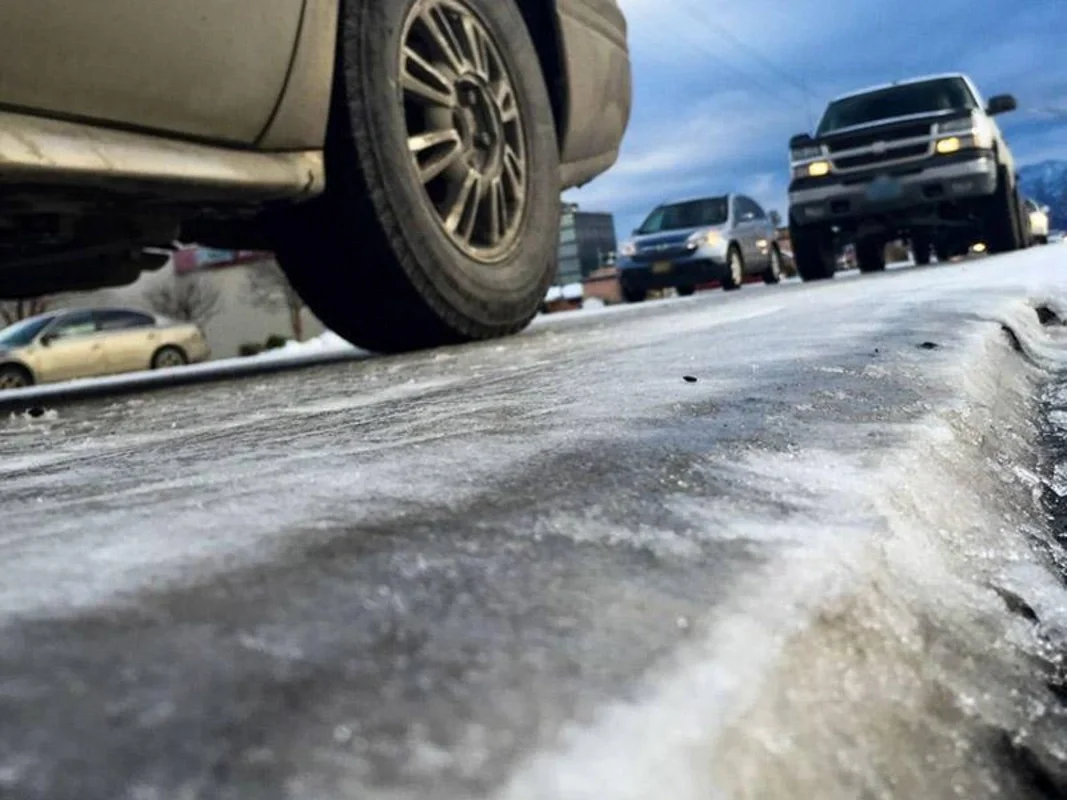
xmin=787 ymin=74 xmax=1024 ymax=278
xmin=616 ymin=194 xmax=784 ymax=302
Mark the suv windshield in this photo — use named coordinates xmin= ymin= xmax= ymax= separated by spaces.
xmin=637 ymin=197 xmax=728 ymax=234
xmin=818 ymin=77 xmax=978 ymax=135
xmin=0 ymin=315 xmax=55 ymax=348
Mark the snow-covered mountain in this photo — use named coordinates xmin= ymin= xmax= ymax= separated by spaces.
xmin=1018 ymin=160 xmax=1067 ymax=231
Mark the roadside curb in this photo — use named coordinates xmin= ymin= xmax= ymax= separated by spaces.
xmin=0 ymin=349 xmax=368 ymax=413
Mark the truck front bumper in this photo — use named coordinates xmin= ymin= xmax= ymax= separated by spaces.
xmin=788 ymin=152 xmax=998 ymax=227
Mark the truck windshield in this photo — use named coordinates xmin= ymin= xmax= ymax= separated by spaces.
xmin=637 ymin=197 xmax=728 ymax=234
xmin=817 ymin=77 xmax=978 ymax=135
xmin=0 ymin=315 xmax=55 ymax=348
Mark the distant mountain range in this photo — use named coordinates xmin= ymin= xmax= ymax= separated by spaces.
xmin=1019 ymin=160 xmax=1067 ymax=231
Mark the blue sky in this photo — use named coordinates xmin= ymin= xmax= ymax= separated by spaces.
xmin=564 ymin=0 xmax=1067 ymax=238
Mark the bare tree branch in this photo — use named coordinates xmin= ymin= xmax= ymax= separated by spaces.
xmin=0 ymin=297 xmax=51 ymax=326
xmin=144 ymin=273 xmax=223 ymax=326
xmin=245 ymin=260 xmax=306 ymax=341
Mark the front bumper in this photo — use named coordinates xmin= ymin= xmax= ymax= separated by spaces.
xmin=617 ymin=255 xmax=729 ymax=290
xmin=789 ymin=151 xmax=998 ymax=226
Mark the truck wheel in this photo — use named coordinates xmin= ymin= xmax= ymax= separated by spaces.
xmin=268 ymin=0 xmax=560 ymax=353
xmin=722 ymin=246 xmax=744 ymax=291
xmin=984 ymin=167 xmax=1024 ymax=254
xmin=622 ymin=286 xmax=647 ymax=303
xmin=857 ymin=237 xmax=886 ymax=273
xmin=912 ymin=233 xmax=932 ymax=266
xmin=676 ymin=285 xmax=695 ymax=297
xmin=790 ymin=220 xmax=835 ymax=281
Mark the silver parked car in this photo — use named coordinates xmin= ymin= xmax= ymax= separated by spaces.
xmin=615 ymin=194 xmax=784 ymax=302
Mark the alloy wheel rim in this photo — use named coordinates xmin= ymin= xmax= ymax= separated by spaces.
xmin=399 ymin=0 xmax=528 ymax=263
xmin=157 ymin=351 xmax=183 ymax=368
xmin=0 ymin=371 xmax=27 ymax=390
xmin=731 ymin=252 xmax=742 ymax=284
xmin=770 ymin=249 xmax=781 ymax=277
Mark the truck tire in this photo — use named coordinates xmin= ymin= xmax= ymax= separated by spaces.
xmin=268 ymin=0 xmax=561 ymax=353
xmin=984 ymin=167 xmax=1024 ymax=255
xmin=622 ymin=286 xmax=647 ymax=303
xmin=857 ymin=237 xmax=886 ymax=273
xmin=790 ymin=219 xmax=835 ymax=281
xmin=912 ymin=233 xmax=931 ymax=266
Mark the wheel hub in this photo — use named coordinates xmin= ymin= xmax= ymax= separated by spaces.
xmin=400 ymin=0 xmax=528 ymax=263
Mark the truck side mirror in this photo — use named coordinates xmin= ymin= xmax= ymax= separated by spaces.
xmin=986 ymin=94 xmax=1017 ymax=115
xmin=789 ymin=132 xmax=816 ymax=149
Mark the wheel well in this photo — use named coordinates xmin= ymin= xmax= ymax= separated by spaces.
xmin=515 ymin=0 xmax=566 ymax=146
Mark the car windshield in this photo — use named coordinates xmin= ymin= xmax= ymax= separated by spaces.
xmin=637 ymin=198 xmax=728 ymax=234
xmin=818 ymin=77 xmax=978 ymax=135
xmin=0 ymin=315 xmax=54 ymax=348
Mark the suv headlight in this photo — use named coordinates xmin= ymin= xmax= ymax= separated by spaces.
xmin=686 ymin=229 xmax=723 ymax=248
xmin=619 ymin=240 xmax=637 ymax=257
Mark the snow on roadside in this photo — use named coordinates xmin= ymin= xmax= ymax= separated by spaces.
xmin=499 ymin=253 xmax=1067 ymax=800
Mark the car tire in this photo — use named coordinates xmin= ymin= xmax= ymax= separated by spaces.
xmin=857 ymin=237 xmax=886 ymax=273
xmin=0 ymin=363 xmax=33 ymax=391
xmin=722 ymin=246 xmax=744 ymax=291
xmin=912 ymin=233 xmax=932 ymax=266
xmin=267 ymin=0 xmax=560 ymax=354
xmin=984 ymin=166 xmax=1024 ymax=254
xmin=622 ymin=285 xmax=647 ymax=303
xmin=790 ymin=219 xmax=836 ymax=281
xmin=677 ymin=284 xmax=695 ymax=297
xmin=151 ymin=345 xmax=188 ymax=370
xmin=762 ymin=245 xmax=783 ymax=284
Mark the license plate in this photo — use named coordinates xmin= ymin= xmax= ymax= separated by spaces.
xmin=866 ymin=176 xmax=902 ymax=202
xmin=652 ymin=261 xmax=672 ymax=274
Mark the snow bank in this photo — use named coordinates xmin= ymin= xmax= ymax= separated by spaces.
xmin=499 ymin=265 xmax=1067 ymax=799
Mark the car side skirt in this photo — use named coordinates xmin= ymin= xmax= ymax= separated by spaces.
xmin=0 ymin=110 xmax=325 ymax=204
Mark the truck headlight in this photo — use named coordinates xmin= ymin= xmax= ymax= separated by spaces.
xmin=618 ymin=240 xmax=636 ymax=257
xmin=807 ymin=160 xmax=831 ymax=177
xmin=936 ymin=116 xmax=976 ymax=135
xmin=790 ymin=145 xmax=823 ymax=162
xmin=935 ymin=136 xmax=962 ymax=154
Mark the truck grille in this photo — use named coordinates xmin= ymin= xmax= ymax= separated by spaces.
xmin=825 ymin=121 xmax=934 ymax=153
xmin=833 ymin=143 xmax=930 ymax=170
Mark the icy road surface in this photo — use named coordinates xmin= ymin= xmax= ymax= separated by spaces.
xmin=5 ymin=252 xmax=1067 ymax=799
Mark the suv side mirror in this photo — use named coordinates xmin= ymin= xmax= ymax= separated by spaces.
xmin=39 ymin=332 xmax=57 ymax=346
xmin=789 ymin=132 xmax=816 ymax=149
xmin=986 ymin=94 xmax=1017 ymax=115
xmin=769 ymin=210 xmax=782 ymax=227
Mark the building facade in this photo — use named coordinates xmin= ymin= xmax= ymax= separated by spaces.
xmin=556 ymin=203 xmax=617 ymax=285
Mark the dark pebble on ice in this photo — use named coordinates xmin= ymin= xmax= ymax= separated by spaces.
xmin=918 ymin=341 xmax=940 ymax=350
xmin=27 ymin=406 xmax=45 ymax=418
xmin=683 ymin=375 xmax=698 ymax=383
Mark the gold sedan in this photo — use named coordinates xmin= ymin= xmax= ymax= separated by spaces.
xmin=0 ymin=308 xmax=210 ymax=390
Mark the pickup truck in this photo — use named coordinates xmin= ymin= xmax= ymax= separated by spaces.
xmin=787 ymin=73 xmax=1026 ymax=279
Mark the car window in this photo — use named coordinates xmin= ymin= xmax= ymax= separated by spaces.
xmin=1024 ymin=199 xmax=1038 ymax=213
xmin=48 ymin=311 xmax=98 ymax=340
xmin=0 ymin=315 xmax=56 ymax=348
xmin=818 ymin=77 xmax=978 ymax=135
xmin=636 ymin=197 xmax=728 ymax=234
xmin=737 ymin=197 xmax=765 ymax=220
xmin=96 ymin=309 xmax=156 ymax=331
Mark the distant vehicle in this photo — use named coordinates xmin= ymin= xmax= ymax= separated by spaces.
xmin=787 ymin=73 xmax=1026 ymax=279
xmin=1024 ymin=198 xmax=1051 ymax=244
xmin=0 ymin=0 xmax=632 ymax=353
xmin=1050 ymin=231 xmax=1066 ymax=244
xmin=0 ymin=308 xmax=210 ymax=390
xmin=615 ymin=194 xmax=784 ymax=302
